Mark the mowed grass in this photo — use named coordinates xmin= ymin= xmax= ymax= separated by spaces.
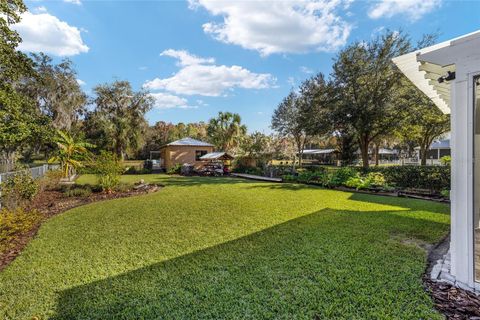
xmin=0 ymin=174 xmax=449 ymax=319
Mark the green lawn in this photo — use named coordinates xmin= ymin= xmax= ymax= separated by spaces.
xmin=0 ymin=174 xmax=449 ymax=319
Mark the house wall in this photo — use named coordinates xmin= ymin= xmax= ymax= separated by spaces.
xmin=162 ymin=145 xmax=214 ymax=170
xmin=450 ymin=61 xmax=480 ymax=290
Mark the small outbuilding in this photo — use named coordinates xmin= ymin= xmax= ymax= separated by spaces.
xmin=153 ymin=137 xmax=214 ymax=171
xmin=199 ymin=152 xmax=235 ymax=175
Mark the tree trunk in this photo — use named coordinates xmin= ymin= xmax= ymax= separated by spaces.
xmin=359 ymin=137 xmax=370 ymax=168
xmin=374 ymin=144 xmax=380 ymax=166
xmin=420 ymin=146 xmax=427 ymax=166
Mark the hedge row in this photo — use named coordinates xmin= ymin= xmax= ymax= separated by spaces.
xmin=281 ymin=165 xmax=450 ymax=193
xmin=358 ymin=165 xmax=450 ymax=192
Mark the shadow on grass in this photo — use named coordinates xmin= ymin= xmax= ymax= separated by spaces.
xmin=245 ymin=181 xmax=319 ymax=191
xmin=347 ymin=192 xmax=450 ymax=214
xmin=51 ymin=208 xmax=449 ymax=320
xmin=150 ymin=175 xmax=258 ymax=187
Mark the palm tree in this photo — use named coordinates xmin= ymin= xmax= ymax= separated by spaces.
xmin=49 ymin=130 xmax=94 ymax=179
xmin=207 ymin=112 xmax=247 ymax=152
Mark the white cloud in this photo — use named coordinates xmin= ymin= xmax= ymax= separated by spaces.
xmin=139 ymin=66 xmax=148 ymax=71
xmin=34 ymin=6 xmax=48 ymax=13
xmin=287 ymin=77 xmax=296 ymax=86
xmin=150 ymin=93 xmax=197 ymax=109
xmin=76 ymin=79 xmax=86 ymax=86
xmin=368 ymin=0 xmax=441 ymax=21
xmin=196 ymin=99 xmax=209 ymax=106
xmin=189 ymin=0 xmax=352 ymax=56
xmin=144 ymin=50 xmax=275 ymax=97
xmin=300 ymin=66 xmax=314 ymax=74
xmin=14 ymin=12 xmax=89 ymax=56
xmin=64 ymin=0 xmax=82 ymax=5
xmin=161 ymin=49 xmax=215 ymax=66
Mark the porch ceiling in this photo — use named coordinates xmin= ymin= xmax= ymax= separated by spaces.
xmin=392 ymin=30 xmax=480 ymax=115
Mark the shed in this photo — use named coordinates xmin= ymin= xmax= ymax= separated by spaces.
xmin=155 ymin=137 xmax=214 ymax=170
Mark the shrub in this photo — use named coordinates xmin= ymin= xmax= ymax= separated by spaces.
xmin=296 ymin=170 xmax=328 ymax=184
xmin=114 ymin=183 xmax=131 ymax=193
xmin=440 ymin=155 xmax=451 ymax=166
xmin=345 ymin=173 xmax=364 ymax=189
xmin=243 ymin=167 xmax=263 ymax=176
xmin=282 ymin=174 xmax=296 ymax=182
xmin=38 ymin=169 xmax=63 ymax=191
xmin=327 ymin=167 xmax=358 ymax=187
xmin=360 ymin=166 xmax=450 ymax=192
xmin=345 ymin=172 xmax=387 ymax=190
xmin=167 ymin=164 xmax=182 ymax=175
xmin=1 ymin=171 xmax=39 ymax=209
xmin=124 ymin=166 xmax=151 ymax=175
xmin=95 ymin=152 xmax=123 ymax=192
xmin=440 ymin=189 xmax=450 ymax=199
xmin=63 ymin=185 xmax=92 ymax=198
xmin=366 ymin=172 xmax=386 ymax=187
xmin=0 ymin=207 xmax=42 ymax=253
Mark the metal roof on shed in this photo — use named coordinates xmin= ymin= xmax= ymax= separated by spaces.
xmin=199 ymin=152 xmax=234 ymax=160
xmin=165 ymin=137 xmax=214 ymax=147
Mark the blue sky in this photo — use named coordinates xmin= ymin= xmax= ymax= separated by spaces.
xmin=17 ymin=0 xmax=480 ymax=132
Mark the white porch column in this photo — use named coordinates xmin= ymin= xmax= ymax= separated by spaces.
xmin=450 ymin=64 xmax=477 ymax=287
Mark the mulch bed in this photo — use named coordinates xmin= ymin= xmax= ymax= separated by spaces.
xmin=424 ymin=235 xmax=480 ymax=319
xmin=425 ymin=279 xmax=480 ymax=319
xmin=0 ymin=183 xmax=162 ymax=271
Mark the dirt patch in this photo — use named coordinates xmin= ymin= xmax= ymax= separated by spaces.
xmin=0 ymin=183 xmax=162 ymax=271
xmin=400 ymin=238 xmax=433 ymax=252
xmin=390 ymin=233 xmax=433 ymax=252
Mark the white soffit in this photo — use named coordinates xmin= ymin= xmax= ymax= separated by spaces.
xmin=392 ymin=30 xmax=480 ymax=115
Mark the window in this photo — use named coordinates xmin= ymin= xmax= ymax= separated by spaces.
xmin=195 ymin=150 xmax=208 ymax=161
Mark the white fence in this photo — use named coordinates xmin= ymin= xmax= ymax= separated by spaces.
xmin=0 ymin=164 xmax=60 ymax=209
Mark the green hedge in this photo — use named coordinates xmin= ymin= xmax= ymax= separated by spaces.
xmin=359 ymin=166 xmax=450 ymax=192
xmin=283 ymin=165 xmax=450 ymax=194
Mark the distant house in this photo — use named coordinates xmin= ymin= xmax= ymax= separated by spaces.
xmin=426 ymin=139 xmax=451 ymax=160
xmin=374 ymin=148 xmax=399 ymax=162
xmin=153 ymin=137 xmax=214 ymax=170
xmin=302 ymin=149 xmax=339 ymax=165
xmin=415 ymin=139 xmax=451 ymax=163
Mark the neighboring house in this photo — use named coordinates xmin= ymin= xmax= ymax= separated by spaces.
xmin=354 ymin=148 xmax=399 ymax=164
xmin=373 ymin=148 xmax=399 ymax=163
xmin=155 ymin=137 xmax=214 ymax=170
xmin=393 ymin=30 xmax=480 ymax=292
xmin=416 ymin=139 xmax=451 ymax=163
xmin=301 ymin=149 xmax=338 ymax=165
